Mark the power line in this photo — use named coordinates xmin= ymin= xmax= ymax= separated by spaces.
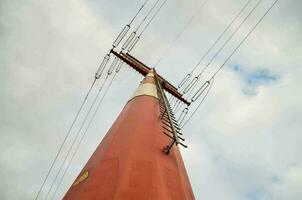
xmin=137 ymin=0 xmax=162 ymax=32
xmin=182 ymin=0 xmax=279 ymax=128
xmin=154 ymin=0 xmax=209 ymax=68
xmin=140 ymin=0 xmax=169 ymax=35
xmin=33 ymin=78 xmax=96 ymax=200
xmin=35 ymin=1 xmax=168 ymax=198
xmin=126 ymin=0 xmax=170 ymax=52
xmin=50 ymin=70 xmax=120 ymax=200
xmin=178 ymin=0 xmax=253 ymax=91
xmin=169 ymin=0 xmax=252 ymax=109
xmin=209 ymin=0 xmax=279 ymax=80
xmin=113 ymin=0 xmax=150 ymax=48
xmin=44 ymin=55 xmax=121 ymax=199
xmin=35 ymin=17 xmax=123 ymax=198
xmin=38 ymin=0 xmax=280 ymax=196
xmin=182 ymin=0 xmax=265 ymax=96
xmin=122 ymin=0 xmax=163 ymax=51
xmin=44 ymin=74 xmax=110 ymax=200
xmin=129 ymin=0 xmax=150 ymax=26
xmin=194 ymin=0 xmax=253 ymax=75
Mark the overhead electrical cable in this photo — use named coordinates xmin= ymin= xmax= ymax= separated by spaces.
xmin=37 ymin=0 xmax=279 ymax=197
xmin=140 ymin=0 xmax=169 ymax=35
xmin=122 ymin=0 xmax=162 ymax=51
xmin=34 ymin=78 xmax=97 ymax=200
xmin=44 ymin=73 xmax=111 ymax=200
xmin=137 ymin=0 xmax=162 ymax=32
xmin=126 ymin=0 xmax=170 ymax=52
xmin=182 ymin=0 xmax=265 ymax=96
xmin=154 ymin=0 xmax=209 ymax=68
xmin=182 ymin=0 xmax=279 ymax=128
xmin=50 ymin=68 xmax=121 ymax=200
xmin=171 ymin=0 xmax=264 ymax=112
xmin=35 ymin=21 xmax=122 ymax=199
xmin=34 ymin=1 xmax=166 ymax=199
xmin=170 ymin=0 xmax=252 ymax=110
xmin=209 ymin=0 xmax=279 ymax=81
xmin=113 ymin=0 xmax=150 ymax=48
xmin=129 ymin=0 xmax=150 ymax=26
xmin=178 ymin=0 xmax=253 ymax=91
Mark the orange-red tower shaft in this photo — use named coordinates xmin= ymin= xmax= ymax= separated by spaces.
xmin=63 ymin=70 xmax=195 ymax=200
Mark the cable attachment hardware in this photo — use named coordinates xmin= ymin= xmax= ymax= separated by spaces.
xmin=96 ymin=54 xmax=110 ymax=79
xmin=178 ymin=73 xmax=191 ymax=89
xmin=113 ymin=25 xmax=130 ymax=48
xmin=183 ymin=76 xmax=198 ymax=94
xmin=191 ymin=81 xmax=210 ymax=102
xmin=108 ymin=56 xmax=119 ymax=75
xmin=128 ymin=35 xmax=140 ymax=52
xmin=178 ymin=107 xmax=189 ymax=126
xmin=115 ymin=59 xmax=124 ymax=73
xmin=122 ymin=31 xmax=136 ymax=50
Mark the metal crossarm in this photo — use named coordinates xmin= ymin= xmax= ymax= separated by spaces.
xmin=110 ymin=49 xmax=190 ymax=106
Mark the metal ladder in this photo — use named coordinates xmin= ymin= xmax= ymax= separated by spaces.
xmin=154 ymin=70 xmax=187 ymax=154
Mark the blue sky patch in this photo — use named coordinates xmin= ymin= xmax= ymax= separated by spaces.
xmin=231 ymin=64 xmax=280 ymax=95
xmin=246 ymin=69 xmax=280 ymax=87
xmin=246 ymin=190 xmax=266 ymax=200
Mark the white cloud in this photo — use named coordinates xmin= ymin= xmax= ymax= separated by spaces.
xmin=0 ymin=0 xmax=301 ymax=200
xmin=261 ymin=165 xmax=302 ymax=200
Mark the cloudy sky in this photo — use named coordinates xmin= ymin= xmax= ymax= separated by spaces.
xmin=0 ymin=0 xmax=301 ymax=199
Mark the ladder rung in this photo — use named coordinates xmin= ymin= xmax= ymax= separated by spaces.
xmin=179 ymin=142 xmax=188 ymax=148
xmin=162 ymin=125 xmax=173 ymax=133
xmin=161 ymin=120 xmax=172 ymax=127
xmin=163 ymin=131 xmax=173 ymax=139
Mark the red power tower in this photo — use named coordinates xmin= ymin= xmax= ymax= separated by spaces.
xmin=63 ymin=52 xmax=195 ymax=200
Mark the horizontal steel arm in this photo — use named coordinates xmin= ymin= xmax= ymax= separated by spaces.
xmin=110 ymin=49 xmax=190 ymax=106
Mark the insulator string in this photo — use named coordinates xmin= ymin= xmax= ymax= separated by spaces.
xmin=113 ymin=0 xmax=150 ymax=48
xmin=180 ymin=78 xmax=214 ymax=129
